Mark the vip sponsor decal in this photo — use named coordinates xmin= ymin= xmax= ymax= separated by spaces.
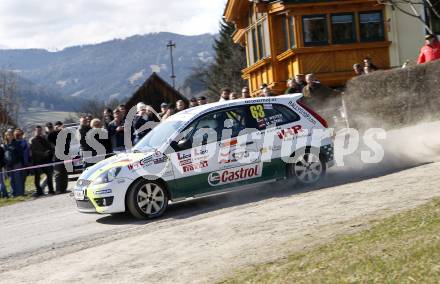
xmin=208 ymin=164 xmax=262 ymax=186
xmin=277 ymin=125 xmax=303 ymax=140
xmin=182 ymin=160 xmax=209 ymax=173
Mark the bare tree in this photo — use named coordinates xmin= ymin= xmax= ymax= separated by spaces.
xmin=75 ymin=98 xmax=121 ymax=119
xmin=376 ymin=0 xmax=440 ymax=34
xmin=0 ymin=71 xmax=19 ymax=134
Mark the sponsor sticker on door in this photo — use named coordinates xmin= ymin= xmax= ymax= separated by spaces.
xmin=208 ymin=163 xmax=262 ymax=186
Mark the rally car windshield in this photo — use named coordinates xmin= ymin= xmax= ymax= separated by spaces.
xmin=133 ymin=119 xmax=185 ymax=151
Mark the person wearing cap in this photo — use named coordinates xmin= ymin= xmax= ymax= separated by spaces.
xmin=418 ymin=34 xmax=440 ymax=64
xmin=197 ymin=96 xmax=207 ymax=105
xmin=159 ymin=103 xmax=169 ymax=120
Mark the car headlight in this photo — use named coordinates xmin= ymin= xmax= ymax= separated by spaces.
xmin=92 ymin=167 xmax=122 ymax=185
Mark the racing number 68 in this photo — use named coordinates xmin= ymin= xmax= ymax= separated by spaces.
xmin=250 ymin=105 xmax=265 ymax=120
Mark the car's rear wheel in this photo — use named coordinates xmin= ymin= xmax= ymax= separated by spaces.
xmin=288 ymin=151 xmax=326 ymax=185
xmin=126 ymin=180 xmax=169 ymax=219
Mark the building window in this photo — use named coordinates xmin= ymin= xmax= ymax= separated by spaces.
xmin=331 ymin=13 xmax=355 ymax=43
xmin=302 ymin=15 xmax=328 ymax=46
xmin=246 ymin=10 xmax=271 ymax=65
xmin=359 ymin=11 xmax=385 ymax=42
xmin=282 ymin=16 xmax=296 ymax=51
xmin=426 ymin=3 xmax=440 ymax=34
xmin=289 ymin=17 xmax=296 ymax=48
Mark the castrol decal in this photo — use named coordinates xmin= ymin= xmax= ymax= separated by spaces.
xmin=208 ymin=163 xmax=262 ymax=186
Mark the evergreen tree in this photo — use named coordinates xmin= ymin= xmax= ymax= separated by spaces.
xmin=189 ymin=19 xmax=247 ymax=101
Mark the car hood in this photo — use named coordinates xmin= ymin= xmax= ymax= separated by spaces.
xmin=79 ymin=151 xmax=154 ymax=181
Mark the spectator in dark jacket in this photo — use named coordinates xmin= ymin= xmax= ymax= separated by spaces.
xmin=30 ymin=126 xmax=54 ymax=196
xmin=51 ymin=121 xmax=71 ymax=194
xmin=0 ymin=142 xmax=9 ymax=198
xmin=85 ymin=119 xmax=112 ymax=168
xmin=14 ymin=129 xmax=30 ymax=167
xmin=108 ymin=109 xmax=126 ymax=152
xmin=3 ymin=130 xmax=25 ymax=197
xmin=78 ymin=115 xmax=92 ymax=154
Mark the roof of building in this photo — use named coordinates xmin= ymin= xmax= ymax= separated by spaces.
xmin=125 ymin=72 xmax=188 ymax=112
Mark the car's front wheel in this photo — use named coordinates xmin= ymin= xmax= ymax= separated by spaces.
xmin=126 ymin=180 xmax=169 ymax=219
xmin=288 ymin=151 xmax=326 ymax=185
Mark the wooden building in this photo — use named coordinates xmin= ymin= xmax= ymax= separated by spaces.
xmin=125 ymin=72 xmax=188 ymax=112
xmin=224 ymin=0 xmax=427 ymax=96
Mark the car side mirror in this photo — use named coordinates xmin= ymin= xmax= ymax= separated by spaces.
xmin=178 ymin=138 xmax=189 ymax=148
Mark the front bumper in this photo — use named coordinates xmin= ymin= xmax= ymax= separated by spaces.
xmin=74 ymin=178 xmax=132 ymax=214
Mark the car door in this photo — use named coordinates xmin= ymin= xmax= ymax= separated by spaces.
xmin=168 ymin=112 xmax=222 ymax=198
xmin=246 ymin=103 xmax=301 ymax=179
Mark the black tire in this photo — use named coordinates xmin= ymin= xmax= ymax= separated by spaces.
xmin=287 ymin=149 xmax=326 ymax=186
xmin=126 ymin=180 xmax=169 ymax=219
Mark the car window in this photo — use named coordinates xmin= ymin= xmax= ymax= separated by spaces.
xmin=248 ymin=103 xmax=300 ymax=130
xmin=181 ymin=106 xmax=251 ymax=147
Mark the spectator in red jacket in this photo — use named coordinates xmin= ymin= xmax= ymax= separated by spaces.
xmin=417 ymin=34 xmax=440 ymax=64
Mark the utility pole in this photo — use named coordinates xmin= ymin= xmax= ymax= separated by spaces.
xmin=166 ymin=40 xmax=176 ymax=88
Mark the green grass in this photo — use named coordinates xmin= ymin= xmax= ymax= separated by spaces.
xmin=220 ymin=199 xmax=440 ymax=284
xmin=0 ymin=176 xmax=39 ymax=207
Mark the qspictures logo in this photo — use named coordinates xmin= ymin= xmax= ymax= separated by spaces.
xmin=208 ymin=164 xmax=262 ymax=186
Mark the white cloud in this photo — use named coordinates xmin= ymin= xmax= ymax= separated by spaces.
xmin=0 ymin=0 xmax=227 ymax=50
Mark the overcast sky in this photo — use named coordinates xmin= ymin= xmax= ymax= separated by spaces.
xmin=0 ymin=0 xmax=228 ymax=50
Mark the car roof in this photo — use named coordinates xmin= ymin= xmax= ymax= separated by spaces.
xmin=169 ymin=94 xmax=303 ymax=122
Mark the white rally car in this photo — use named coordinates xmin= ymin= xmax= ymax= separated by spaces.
xmin=74 ymin=94 xmax=334 ymax=219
